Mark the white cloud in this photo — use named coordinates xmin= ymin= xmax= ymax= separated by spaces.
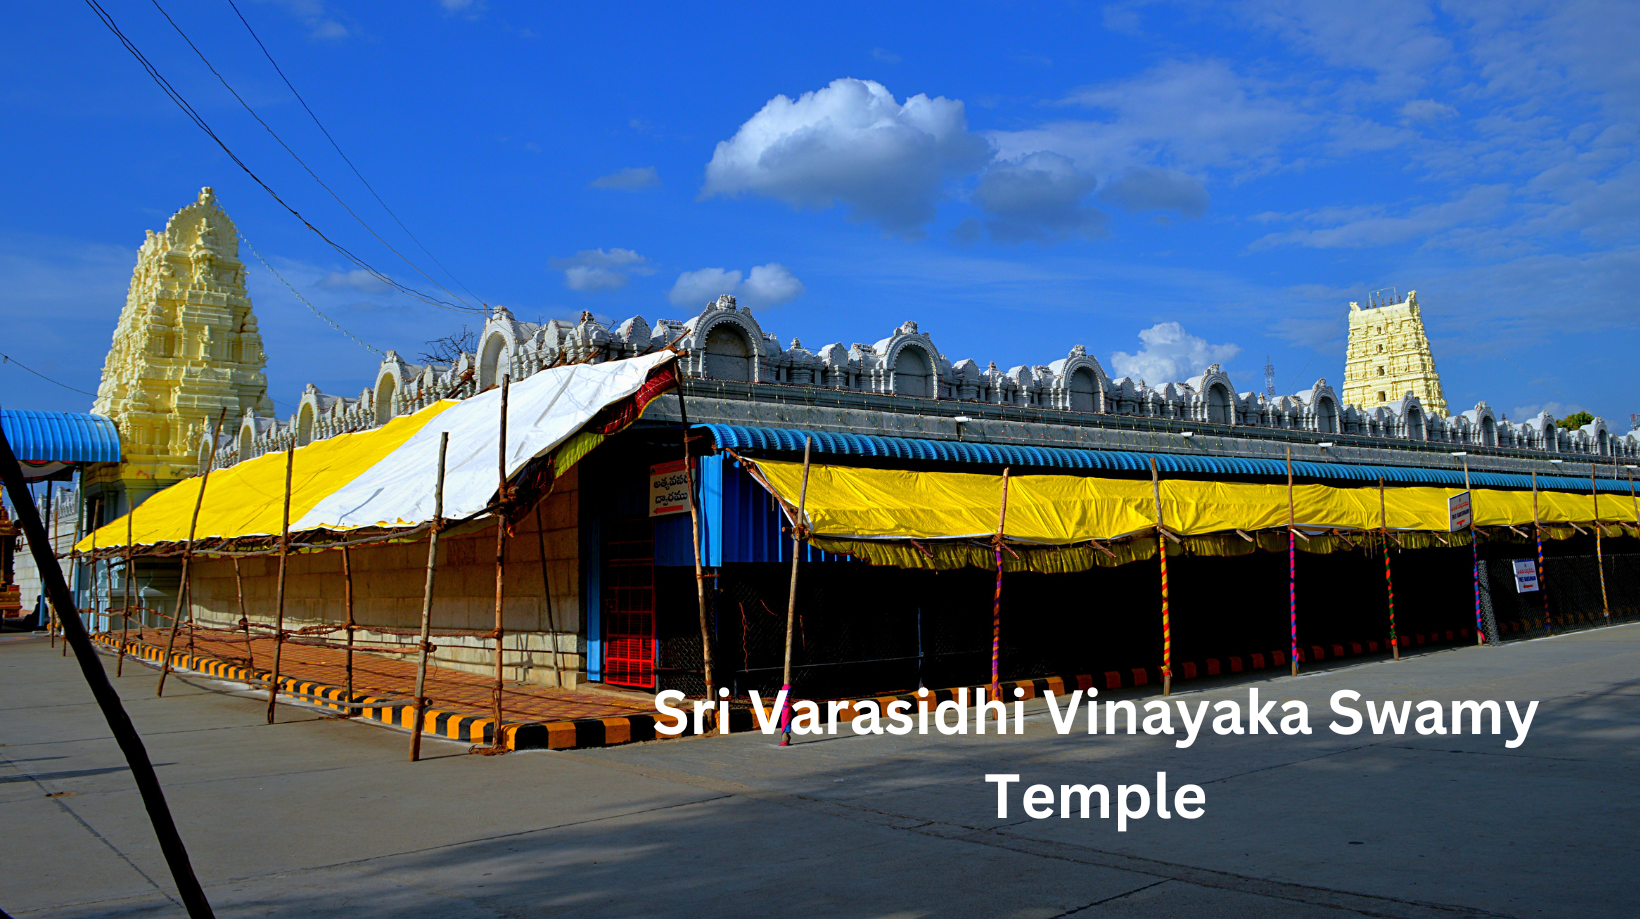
xmin=992 ymin=60 xmax=1308 ymax=177
xmin=971 ymin=152 xmax=1104 ymax=243
xmin=259 ymin=0 xmax=350 ymax=40
xmin=317 ymin=268 xmax=391 ymax=293
xmin=669 ymin=268 xmax=743 ymax=308
xmin=1109 ymin=322 xmax=1241 ymax=383
xmin=1399 ymin=99 xmax=1458 ymax=123
xmin=549 ymin=248 xmax=652 ymax=291
xmin=740 ymin=263 xmax=805 ymax=307
xmin=1249 ymin=184 xmax=1511 ymax=249
xmin=1099 ymin=166 xmax=1209 ymax=217
xmin=668 ymin=263 xmax=807 ymax=309
xmin=590 ymin=167 xmax=660 ymax=190
xmin=1510 ymin=401 xmax=1583 ymax=423
xmin=702 ymin=78 xmax=992 ymax=237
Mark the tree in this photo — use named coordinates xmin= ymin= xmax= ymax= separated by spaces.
xmin=1556 ymin=410 xmax=1594 ymax=430
xmin=419 ymin=326 xmax=476 ymax=366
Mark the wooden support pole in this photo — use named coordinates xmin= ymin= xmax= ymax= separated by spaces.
xmin=341 ymin=545 xmax=354 ymax=712
xmin=0 ymin=418 xmax=215 ymax=919
xmin=991 ymin=467 xmax=1011 ymax=702
xmin=45 ymin=486 xmax=56 ymax=648
xmin=233 ymin=557 xmax=254 ymax=670
xmin=1381 ymin=477 xmax=1398 ymax=661
xmin=1533 ymin=471 xmax=1551 ymax=635
xmin=489 ymin=374 xmax=511 ymax=751
xmin=1150 ymin=457 xmax=1172 ymax=696
xmin=1287 ymin=446 xmax=1298 ymax=677
xmin=265 ymin=447 xmax=295 ymax=724
xmin=674 ymin=374 xmax=716 ymax=723
xmin=117 ymin=496 xmax=133 ymax=677
xmin=1593 ymin=466 xmax=1609 ymax=626
xmin=158 ymin=408 xmax=227 ymax=697
xmin=410 ymin=432 xmax=450 ymax=761
xmin=534 ymin=504 xmax=561 ymax=689
xmin=1462 ymin=455 xmax=1483 ymax=645
xmin=779 ymin=437 xmax=812 ymax=746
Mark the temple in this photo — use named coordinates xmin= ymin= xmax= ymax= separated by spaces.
xmin=70 ymin=190 xmax=1640 ymax=694
xmin=87 ymin=187 xmax=273 ymax=521
xmin=1342 ymin=289 xmax=1448 ymax=417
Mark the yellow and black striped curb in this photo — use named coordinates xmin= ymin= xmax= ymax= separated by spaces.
xmin=92 ymin=632 xmax=525 ymax=748
xmin=87 ymin=632 xmax=750 ymax=750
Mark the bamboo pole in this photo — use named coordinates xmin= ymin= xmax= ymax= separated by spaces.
xmin=1593 ymin=466 xmax=1609 ymax=626
xmin=117 ymin=494 xmax=133 ymax=677
xmin=45 ymin=486 xmax=56 ymax=647
xmin=0 ymin=420 xmax=215 ymax=918
xmin=534 ymin=504 xmax=561 ymax=689
xmin=488 ymin=374 xmax=511 ymax=750
xmin=1533 ymin=471 xmax=1551 ymax=635
xmin=674 ymin=374 xmax=716 ymax=723
xmin=1150 ymin=457 xmax=1172 ymax=696
xmin=990 ymin=467 xmax=1011 ymax=701
xmin=1380 ymin=477 xmax=1399 ymax=660
xmin=1287 ymin=446 xmax=1298 ymax=677
xmin=1462 ymin=455 xmax=1483 ymax=645
xmin=233 ymin=557 xmax=254 ymax=670
xmin=779 ymin=436 xmax=813 ymax=746
xmin=341 ymin=545 xmax=354 ymax=713
xmin=158 ymin=408 xmax=228 ymax=696
xmin=265 ymin=447 xmax=295 ymax=724
xmin=64 ymin=486 xmax=86 ymax=656
xmin=410 ymin=432 xmax=450 ymax=761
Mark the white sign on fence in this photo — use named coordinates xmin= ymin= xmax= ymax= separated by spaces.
xmin=648 ymin=459 xmax=692 ymax=517
xmin=1448 ymin=490 xmax=1472 ymax=532
xmin=1512 ymin=558 xmax=1540 ymax=593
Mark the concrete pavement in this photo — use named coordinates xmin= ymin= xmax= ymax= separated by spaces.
xmin=1 ymin=623 xmax=1636 ymax=917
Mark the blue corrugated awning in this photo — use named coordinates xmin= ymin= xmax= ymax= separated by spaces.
xmin=0 ymin=409 xmax=121 ymax=464
xmin=697 ymin=423 xmax=1631 ymax=493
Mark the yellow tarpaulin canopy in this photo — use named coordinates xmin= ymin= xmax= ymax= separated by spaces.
xmin=76 ymin=402 xmax=454 ymax=552
xmin=750 ymin=459 xmax=1639 ymax=545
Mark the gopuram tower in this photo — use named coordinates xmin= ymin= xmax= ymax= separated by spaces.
xmin=86 ymin=187 xmax=274 ymax=514
xmin=1341 ymin=289 xmax=1447 ymax=416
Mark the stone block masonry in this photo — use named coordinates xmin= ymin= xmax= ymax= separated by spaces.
xmin=182 ymin=468 xmax=582 ymax=689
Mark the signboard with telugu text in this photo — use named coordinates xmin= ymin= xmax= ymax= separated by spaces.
xmin=1513 ymin=559 xmax=1540 ymax=593
xmin=649 ymin=459 xmax=692 ymax=517
xmin=1448 ymin=491 xmax=1472 ymax=532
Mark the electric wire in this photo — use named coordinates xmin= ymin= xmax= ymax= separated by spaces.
xmin=0 ymin=353 xmax=99 ymax=398
xmin=82 ymin=0 xmax=481 ymax=315
xmin=239 ymin=231 xmax=383 ymax=356
xmin=145 ymin=0 xmax=481 ymax=313
xmin=223 ymin=0 xmax=485 ymax=309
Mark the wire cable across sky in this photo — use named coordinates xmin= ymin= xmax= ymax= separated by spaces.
xmin=83 ymin=0 xmax=484 ymax=315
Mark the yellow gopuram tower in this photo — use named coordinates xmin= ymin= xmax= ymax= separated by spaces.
xmin=1342 ymin=289 xmax=1447 ymax=416
xmin=86 ymin=187 xmax=274 ymax=513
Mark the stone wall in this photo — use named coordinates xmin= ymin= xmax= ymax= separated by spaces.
xmin=182 ymin=466 xmax=582 ymax=688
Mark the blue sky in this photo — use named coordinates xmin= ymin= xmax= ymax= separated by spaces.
xmin=2 ymin=1 xmax=1636 ymax=428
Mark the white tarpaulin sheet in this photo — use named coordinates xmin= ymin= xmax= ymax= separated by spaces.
xmin=294 ymin=352 xmax=673 ymax=531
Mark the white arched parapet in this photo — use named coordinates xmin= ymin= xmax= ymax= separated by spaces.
xmin=476 ymin=305 xmax=527 ymax=391
xmin=1045 ymin=345 xmax=1112 ymax=413
xmin=678 ymin=295 xmax=774 ymax=384
xmin=1186 ymin=364 xmax=1236 ymax=426
xmin=372 ymin=350 xmax=419 ymax=425
xmin=1294 ymin=379 xmax=1341 ymax=434
xmin=1395 ymin=393 xmax=1427 ymax=441
xmin=1582 ymin=419 xmax=1610 ymax=457
xmin=1463 ymin=403 xmax=1498 ymax=447
xmin=870 ymin=321 xmax=948 ymax=399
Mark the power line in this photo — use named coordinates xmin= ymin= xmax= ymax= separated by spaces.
xmin=239 ymin=231 xmax=384 ymax=357
xmin=82 ymin=0 xmax=482 ymax=315
xmin=0 ymin=353 xmax=99 ymax=399
xmin=145 ymin=0 xmax=481 ymax=313
xmin=223 ymin=0 xmax=485 ymax=309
